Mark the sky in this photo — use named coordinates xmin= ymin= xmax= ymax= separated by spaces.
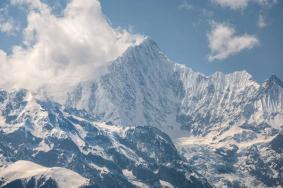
xmin=0 ymin=0 xmax=282 ymax=88
xmin=100 ymin=0 xmax=283 ymax=82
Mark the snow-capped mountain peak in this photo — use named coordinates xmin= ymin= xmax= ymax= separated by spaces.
xmin=63 ymin=38 xmax=283 ymax=139
xmin=263 ymin=74 xmax=283 ymax=89
xmin=62 ymin=39 xmax=283 ymax=187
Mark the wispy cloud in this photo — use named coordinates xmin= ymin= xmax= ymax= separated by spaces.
xmin=258 ymin=14 xmax=267 ymax=28
xmin=0 ymin=19 xmax=19 ymax=35
xmin=0 ymin=3 xmax=20 ymax=35
xmin=212 ymin=0 xmax=249 ymax=10
xmin=178 ymin=1 xmax=194 ymax=10
xmin=0 ymin=21 xmax=14 ymax=33
xmin=207 ymin=22 xmax=259 ymax=61
xmin=211 ymin=0 xmax=278 ymax=10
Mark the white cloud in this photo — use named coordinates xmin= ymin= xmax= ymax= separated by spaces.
xmin=0 ymin=0 xmax=144 ymax=91
xmin=11 ymin=0 xmax=50 ymax=13
xmin=0 ymin=20 xmax=16 ymax=34
xmin=208 ymin=23 xmax=259 ymax=61
xmin=212 ymin=0 xmax=249 ymax=10
xmin=0 ymin=4 xmax=20 ymax=35
xmin=178 ymin=1 xmax=194 ymax=10
xmin=257 ymin=0 xmax=278 ymax=6
xmin=212 ymin=0 xmax=277 ymax=10
xmin=258 ymin=14 xmax=267 ymax=28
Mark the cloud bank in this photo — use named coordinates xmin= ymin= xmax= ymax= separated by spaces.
xmin=208 ymin=23 xmax=259 ymax=61
xmin=0 ymin=0 xmax=144 ymax=90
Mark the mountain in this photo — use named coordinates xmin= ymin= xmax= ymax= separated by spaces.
xmin=0 ymin=160 xmax=89 ymax=188
xmin=64 ymin=38 xmax=283 ymax=187
xmin=0 ymin=89 xmax=211 ymax=188
xmin=65 ymin=38 xmax=183 ymax=136
xmin=66 ymin=38 xmax=283 ymax=139
xmin=0 ymin=38 xmax=282 ymax=187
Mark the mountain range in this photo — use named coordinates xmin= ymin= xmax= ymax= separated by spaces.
xmin=0 ymin=38 xmax=282 ymax=188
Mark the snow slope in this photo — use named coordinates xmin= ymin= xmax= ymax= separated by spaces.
xmin=0 ymin=160 xmax=89 ymax=188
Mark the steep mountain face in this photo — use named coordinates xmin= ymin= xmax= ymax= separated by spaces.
xmin=65 ymin=38 xmax=283 ymax=187
xmin=0 ymin=89 xmax=211 ymax=188
xmin=66 ymin=38 xmax=283 ymax=140
xmin=65 ymin=39 xmax=183 ymax=136
xmin=0 ymin=160 xmax=89 ymax=188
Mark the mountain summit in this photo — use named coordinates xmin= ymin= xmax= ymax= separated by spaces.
xmin=264 ymin=74 xmax=283 ymax=89
xmin=66 ymin=38 xmax=282 ymax=138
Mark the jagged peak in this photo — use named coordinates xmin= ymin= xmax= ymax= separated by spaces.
xmin=229 ymin=70 xmax=254 ymax=81
xmin=263 ymin=74 xmax=283 ymax=89
xmin=138 ymin=37 xmax=159 ymax=49
xmin=268 ymin=74 xmax=283 ymax=87
xmin=211 ymin=71 xmax=225 ymax=78
xmin=210 ymin=70 xmax=254 ymax=82
xmin=118 ymin=37 xmax=162 ymax=60
xmin=111 ymin=36 xmax=175 ymax=71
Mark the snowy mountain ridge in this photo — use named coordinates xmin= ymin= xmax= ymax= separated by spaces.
xmin=0 ymin=88 xmax=211 ymax=188
xmin=66 ymin=38 xmax=283 ymax=142
xmin=63 ymin=38 xmax=283 ymax=187
xmin=0 ymin=38 xmax=282 ymax=187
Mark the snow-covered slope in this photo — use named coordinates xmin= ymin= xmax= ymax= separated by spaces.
xmin=66 ymin=38 xmax=283 ymax=140
xmin=65 ymin=39 xmax=183 ymax=136
xmin=0 ymin=89 xmax=211 ymax=188
xmin=0 ymin=160 xmax=89 ymax=188
xmin=64 ymin=38 xmax=283 ymax=187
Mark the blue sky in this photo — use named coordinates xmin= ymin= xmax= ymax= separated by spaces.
xmin=0 ymin=0 xmax=282 ymax=83
xmin=100 ymin=0 xmax=283 ymax=82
